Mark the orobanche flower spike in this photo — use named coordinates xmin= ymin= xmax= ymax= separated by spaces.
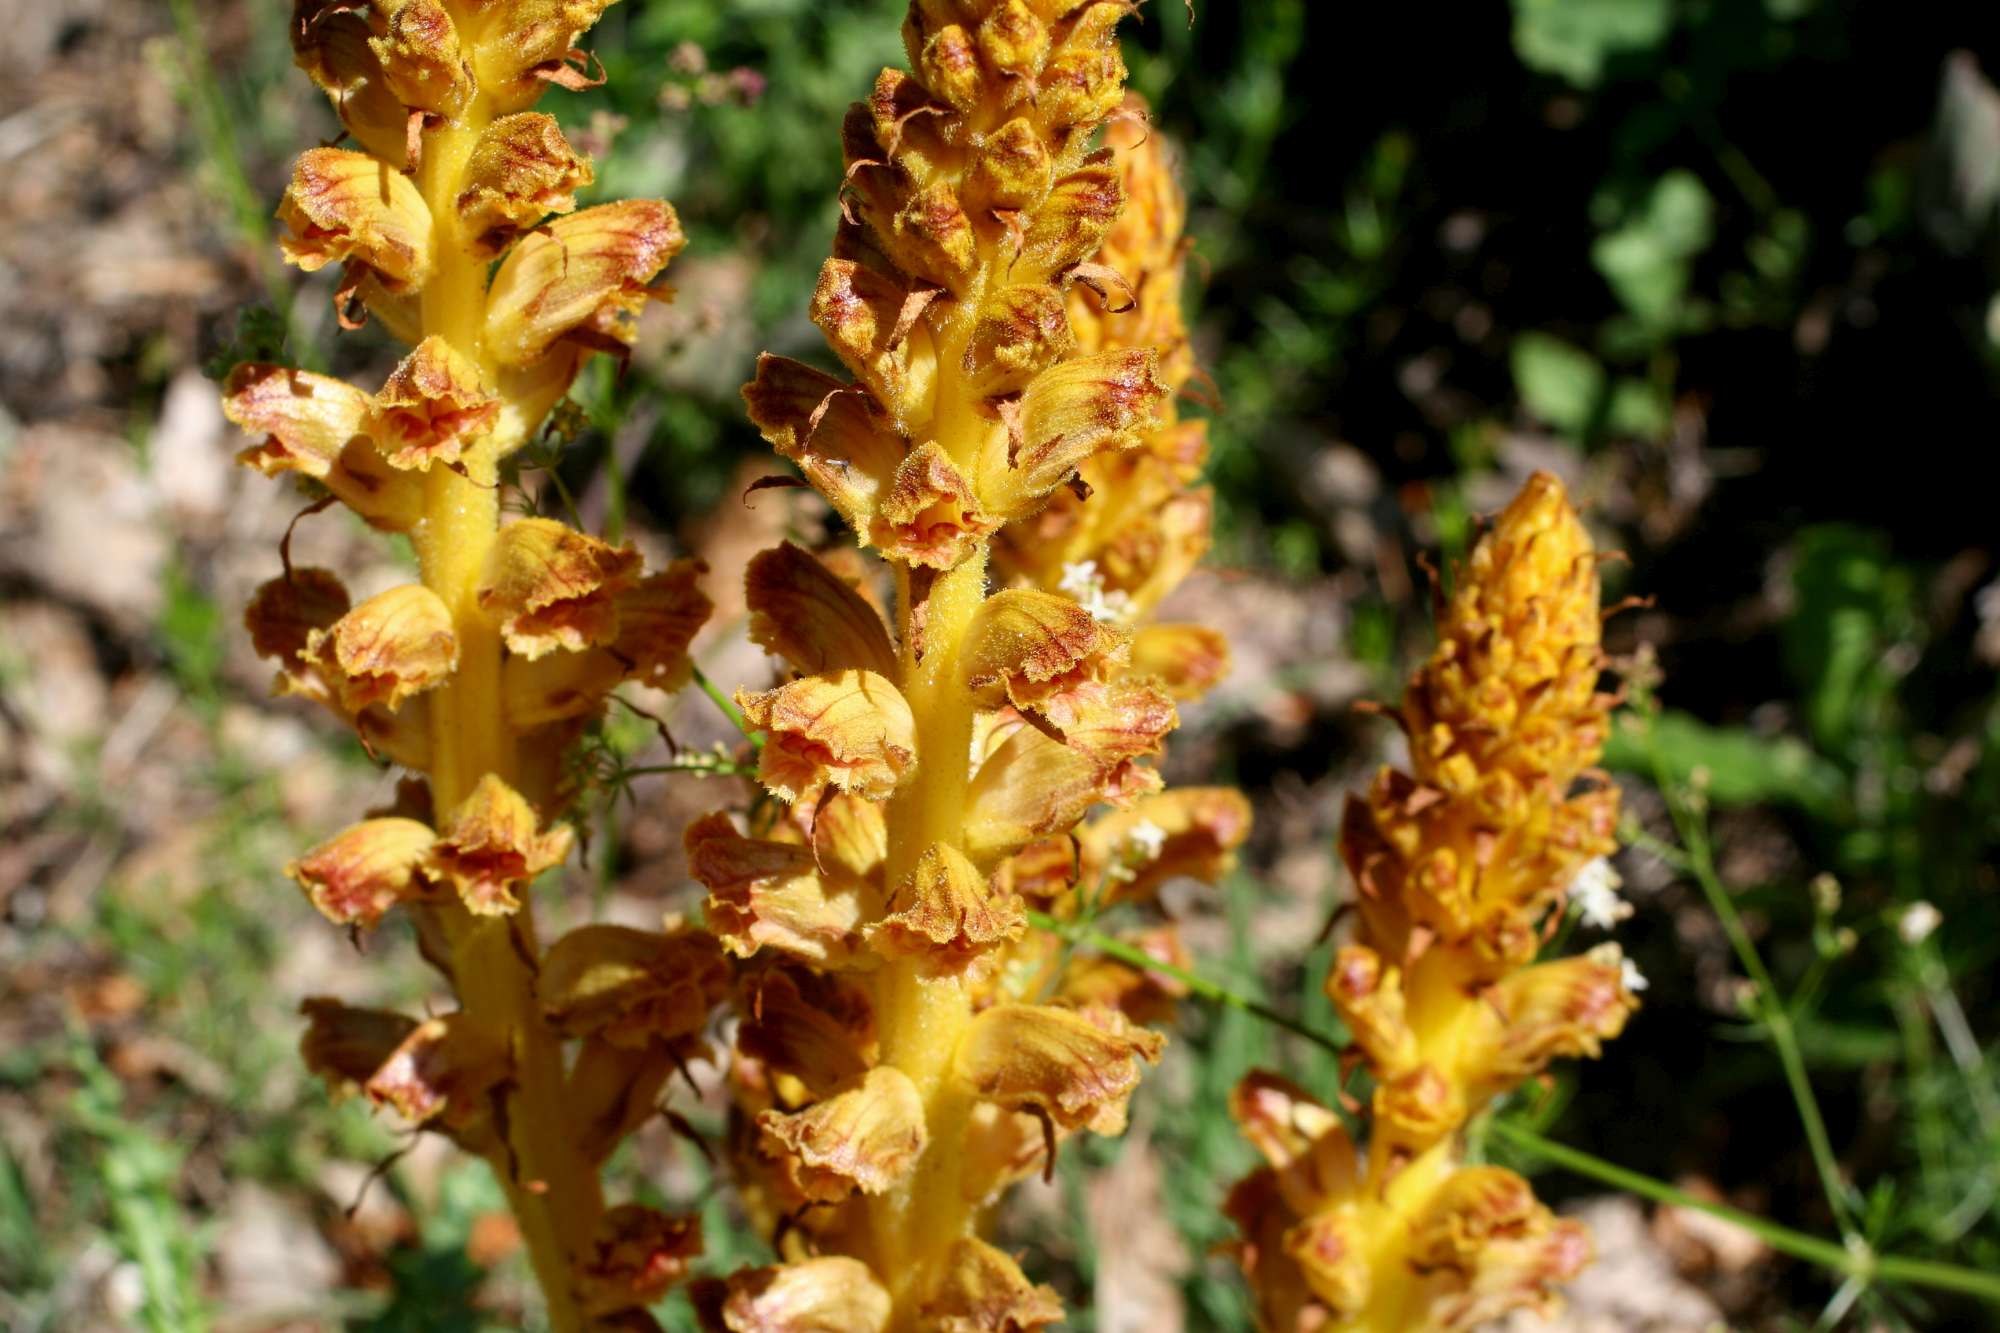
xmin=706 ymin=1 xmax=1246 ymax=1326
xmin=229 ymin=3 xmax=718 ymax=1328
xmin=1226 ymin=473 xmax=1637 ymax=1332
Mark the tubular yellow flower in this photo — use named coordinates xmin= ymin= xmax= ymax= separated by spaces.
xmin=1227 ymin=472 xmax=1637 ymax=1332
xmin=229 ymin=4 xmax=713 ymax=1327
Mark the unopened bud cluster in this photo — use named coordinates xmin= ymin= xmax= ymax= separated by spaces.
xmin=228 ymin=3 xmax=717 ymax=1328
xmin=1227 ymin=474 xmax=1639 ymax=1332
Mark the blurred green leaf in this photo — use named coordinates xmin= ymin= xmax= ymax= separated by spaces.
xmin=1512 ymin=332 xmax=1603 ymax=436
xmin=1783 ymin=526 xmax=1916 ymax=756
xmin=1593 ymin=170 xmax=1716 ymax=330
xmin=1510 ymin=0 xmax=1674 ymax=87
xmin=1606 ymin=709 xmax=1847 ymax=815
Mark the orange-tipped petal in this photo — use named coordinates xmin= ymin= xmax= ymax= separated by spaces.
xmin=287 ymin=817 xmax=436 ymax=930
xmin=424 ymin=773 xmax=572 ymax=914
xmin=736 ymin=670 xmax=917 ymax=806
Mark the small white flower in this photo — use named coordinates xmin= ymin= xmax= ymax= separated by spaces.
xmin=1125 ymin=819 xmax=1168 ymax=863
xmin=1569 ymin=856 xmax=1631 ymax=931
xmin=1620 ymin=956 xmax=1650 ymax=994
xmin=1898 ymin=901 xmax=1942 ymax=947
xmin=1059 ymin=559 xmax=1132 ymax=623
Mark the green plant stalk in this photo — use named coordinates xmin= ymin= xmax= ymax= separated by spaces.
xmin=1653 ymin=751 xmax=1861 ymax=1240
xmin=1020 ymin=916 xmax=2000 ymax=1309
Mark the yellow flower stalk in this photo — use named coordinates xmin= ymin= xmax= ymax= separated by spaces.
xmin=1226 ymin=473 xmax=1639 ymax=1332
xmin=698 ymin=2 xmax=1244 ymax=1326
xmin=228 ymin=3 xmax=718 ymax=1327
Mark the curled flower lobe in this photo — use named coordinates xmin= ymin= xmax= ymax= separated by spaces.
xmin=684 ymin=812 xmax=875 ymax=969
xmin=484 ymin=200 xmax=684 ymax=368
xmin=541 ymin=923 xmax=728 ymax=1050
xmin=287 ymin=816 xmax=436 ymax=930
xmin=225 ymin=364 xmax=422 ymax=530
xmin=961 ymin=588 xmax=1128 ymax=720
xmin=865 ymin=841 xmax=1026 ymax=974
xmin=735 ymin=967 xmax=878 ymax=1100
xmin=745 ymin=542 xmax=899 ymax=678
xmin=301 ymin=584 xmax=458 ymax=714
xmin=953 ymin=1002 xmax=1163 ymax=1135
xmin=581 ymin=1204 xmax=702 ymax=1316
xmin=298 ymin=996 xmax=418 ymax=1098
xmin=693 ymin=1256 xmax=892 ymax=1333
xmin=736 ymin=669 xmax=917 ymax=805
xmin=456 ymin=111 xmax=594 ymax=259
xmin=277 ymin=147 xmax=433 ymax=290
xmin=423 ymin=772 xmax=573 ymax=914
xmin=914 ymin=1237 xmax=1064 ymax=1333
xmin=368 ymin=336 xmax=498 ymax=471
xmin=809 ymin=258 xmax=940 ymax=426
xmin=756 ymin=1066 xmax=927 ymax=1203
xmin=1002 ymin=350 xmax=1165 ymax=513
xmin=874 ymin=442 xmax=998 ymax=570
xmin=476 ymin=517 xmax=643 ymax=659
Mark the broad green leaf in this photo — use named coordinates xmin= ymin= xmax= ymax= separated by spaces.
xmin=1605 ymin=709 xmax=1847 ymax=816
xmin=1510 ymin=0 xmax=1674 ymax=88
xmin=1592 ymin=171 xmax=1715 ymax=330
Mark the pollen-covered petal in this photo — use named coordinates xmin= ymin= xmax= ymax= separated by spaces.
xmin=1283 ymin=1206 xmax=1373 ymax=1317
xmin=368 ymin=336 xmax=498 ymax=471
xmin=809 ymin=259 xmax=940 ymax=426
xmin=302 ymin=584 xmax=459 ymax=714
xmin=962 ymin=283 xmax=1075 ymax=400
xmin=1018 ymin=154 xmax=1122 ymax=282
xmin=483 ymin=200 xmax=684 ymax=367
xmin=745 ymin=542 xmax=898 ymax=678
xmin=684 ymin=813 xmax=872 ymax=969
xmin=1041 ymin=676 xmax=1177 ymax=768
xmin=913 ymin=1237 xmax=1064 ymax=1333
xmin=1371 ymin=1063 xmax=1466 ymax=1162
xmin=736 ymin=670 xmax=917 ymax=805
xmin=953 ymin=1002 xmax=1163 ymax=1135
xmin=871 ymin=442 xmax=998 ymax=571
xmin=1405 ymin=1166 xmax=1550 ymax=1273
xmin=1004 ymin=349 xmax=1166 ymax=509
xmin=475 ymin=517 xmax=643 ymax=659
xmin=756 ymin=1066 xmax=927 ymax=1203
xmin=581 ymin=1204 xmax=702 ymax=1316
xmin=456 ymin=112 xmax=594 ymax=258
xmin=224 ymin=364 xmax=424 ymax=530
xmin=742 ymin=357 xmax=909 ymax=535
xmin=504 ymin=558 xmax=713 ymax=725
xmin=1455 ymin=944 xmax=1639 ymax=1098
xmin=694 ymin=1257 xmax=892 ymax=1333
xmin=287 ymin=817 xmax=437 ymax=930
xmin=468 ymin=0 xmax=618 ymax=114
xmin=865 ymin=842 xmax=1025 ymax=974
xmin=423 ymin=772 xmax=573 ymax=914
xmin=1129 ymin=623 xmax=1231 ymax=701
xmin=277 ymin=148 xmax=433 ymax=290
xmin=734 ymin=967 xmax=877 ymax=1100
xmin=1425 ymin=1217 xmax=1593 ymax=1331
xmin=961 ymin=588 xmax=1128 ymax=717
xmin=541 ymin=923 xmax=729 ymax=1050
xmin=363 ymin=1011 xmax=510 ymax=1133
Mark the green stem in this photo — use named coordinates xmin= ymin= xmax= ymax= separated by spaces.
xmin=692 ymin=665 xmax=755 ymax=741
xmin=1655 ymin=753 xmax=1860 ymax=1239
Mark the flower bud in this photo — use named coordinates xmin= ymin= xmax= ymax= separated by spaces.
xmin=369 ymin=336 xmax=498 ymax=471
xmin=456 ymin=112 xmax=595 ymax=259
xmin=1283 ymin=1206 xmax=1372 ymax=1315
xmin=483 ymin=200 xmax=684 ymax=368
xmin=1037 ymin=2 xmax=1127 ymax=130
xmin=966 ymin=117 xmax=1055 ymax=216
xmin=745 ymin=542 xmax=899 ymax=678
xmin=541 ymin=923 xmax=728 ymax=1050
xmin=423 ymin=772 xmax=573 ymax=914
xmin=470 ymin=0 xmax=618 ymax=114
xmin=953 ymin=1002 xmax=1163 ymax=1135
xmin=866 ymin=842 xmax=1025 ymax=974
xmin=756 ymin=1066 xmax=927 ymax=1203
xmin=371 ymin=0 xmax=472 ymax=118
xmin=1229 ymin=1071 xmax=1361 ymax=1217
xmin=1371 ymin=1064 xmax=1465 ymax=1165
xmin=963 ymin=283 xmax=1075 ymax=400
xmin=287 ymin=816 xmax=437 ymax=929
xmin=301 ymin=584 xmax=459 ymax=714
xmin=1325 ymin=946 xmax=1418 ymax=1078
xmin=476 ymin=517 xmax=643 ymax=659
xmin=889 ymin=181 xmax=978 ymax=291
xmin=912 ymin=21 xmax=982 ymax=112
xmin=736 ymin=670 xmax=918 ymax=805
xmin=277 ymin=148 xmax=433 ymax=292
xmin=809 ymin=260 xmax=940 ymax=428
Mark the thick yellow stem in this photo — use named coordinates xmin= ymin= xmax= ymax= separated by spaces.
xmin=412 ymin=110 xmax=600 ymax=1333
xmin=869 ymin=547 xmax=990 ymax=1318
